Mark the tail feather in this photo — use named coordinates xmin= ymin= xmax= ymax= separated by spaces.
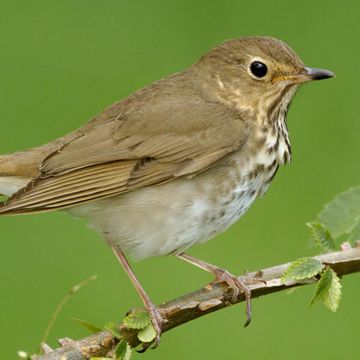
xmin=0 ymin=150 xmax=42 ymax=199
xmin=0 ymin=124 xmax=86 ymax=207
xmin=0 ymin=151 xmax=35 ymax=199
xmin=0 ymin=150 xmax=43 ymax=178
xmin=0 ymin=129 xmax=82 ymax=178
xmin=0 ymin=145 xmax=51 ymax=200
xmin=0 ymin=176 xmax=31 ymax=197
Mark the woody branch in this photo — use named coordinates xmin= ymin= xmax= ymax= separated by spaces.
xmin=35 ymin=246 xmax=360 ymax=360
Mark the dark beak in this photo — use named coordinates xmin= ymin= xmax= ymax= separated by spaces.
xmin=273 ymin=67 xmax=335 ymax=84
xmin=304 ymin=67 xmax=335 ymax=81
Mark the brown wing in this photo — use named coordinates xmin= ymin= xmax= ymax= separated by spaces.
xmin=0 ymin=78 xmax=248 ymax=214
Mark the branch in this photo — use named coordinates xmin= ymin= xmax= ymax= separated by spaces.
xmin=35 ymin=247 xmax=360 ymax=360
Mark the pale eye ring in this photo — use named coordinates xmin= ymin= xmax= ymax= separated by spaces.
xmin=249 ymin=61 xmax=268 ymax=78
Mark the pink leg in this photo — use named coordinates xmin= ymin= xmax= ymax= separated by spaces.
xmin=112 ymin=245 xmax=163 ymax=347
xmin=176 ymin=252 xmax=252 ymax=326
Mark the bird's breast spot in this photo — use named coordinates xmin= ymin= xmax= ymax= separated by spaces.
xmin=215 ymin=188 xmax=256 ymax=224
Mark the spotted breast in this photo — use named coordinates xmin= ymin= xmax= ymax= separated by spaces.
xmin=70 ymin=104 xmax=291 ymax=261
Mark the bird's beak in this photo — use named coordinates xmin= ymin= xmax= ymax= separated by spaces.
xmin=303 ymin=67 xmax=335 ymax=81
xmin=273 ymin=67 xmax=335 ymax=84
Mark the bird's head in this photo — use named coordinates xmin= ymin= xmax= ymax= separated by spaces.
xmin=196 ymin=36 xmax=334 ymax=114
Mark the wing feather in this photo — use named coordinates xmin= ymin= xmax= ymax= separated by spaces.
xmin=0 ymin=75 xmax=249 ymax=215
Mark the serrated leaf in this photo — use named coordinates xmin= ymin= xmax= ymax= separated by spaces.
xmin=104 ymin=322 xmax=121 ymax=338
xmin=123 ymin=310 xmax=150 ymax=330
xmin=306 ymin=222 xmax=336 ymax=251
xmin=311 ymin=267 xmax=342 ymax=312
xmin=115 ymin=339 xmax=132 ymax=360
xmin=72 ymin=318 xmax=102 ymax=334
xmin=137 ymin=323 xmax=156 ymax=343
xmin=282 ymin=257 xmax=324 ymax=282
xmin=319 ymin=186 xmax=360 ymax=239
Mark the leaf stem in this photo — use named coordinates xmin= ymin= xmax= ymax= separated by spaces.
xmin=39 ymin=275 xmax=97 ymax=350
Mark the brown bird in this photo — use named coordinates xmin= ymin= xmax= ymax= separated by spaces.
xmin=0 ymin=36 xmax=334 ymax=345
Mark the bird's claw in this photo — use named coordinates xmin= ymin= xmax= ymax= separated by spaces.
xmin=149 ymin=305 xmax=163 ymax=348
xmin=212 ymin=268 xmax=252 ymax=327
xmin=137 ymin=304 xmax=163 ymax=352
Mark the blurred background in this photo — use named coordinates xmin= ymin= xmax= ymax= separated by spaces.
xmin=0 ymin=0 xmax=359 ymax=359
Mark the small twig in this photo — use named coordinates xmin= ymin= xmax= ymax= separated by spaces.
xmin=35 ymin=248 xmax=360 ymax=360
xmin=39 ymin=275 xmax=97 ymax=350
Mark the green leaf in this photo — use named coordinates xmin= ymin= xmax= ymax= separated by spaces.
xmin=104 ymin=322 xmax=121 ymax=339
xmin=282 ymin=257 xmax=324 ymax=282
xmin=137 ymin=323 xmax=157 ymax=343
xmin=123 ymin=310 xmax=150 ymax=330
xmin=115 ymin=339 xmax=132 ymax=360
xmin=311 ymin=267 xmax=342 ymax=312
xmin=319 ymin=186 xmax=360 ymax=239
xmin=72 ymin=318 xmax=102 ymax=334
xmin=306 ymin=222 xmax=336 ymax=251
xmin=90 ymin=358 xmax=112 ymax=360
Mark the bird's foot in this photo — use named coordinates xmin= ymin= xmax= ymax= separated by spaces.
xmin=137 ymin=303 xmax=163 ymax=352
xmin=175 ymin=253 xmax=257 ymax=327
xmin=148 ymin=303 xmax=163 ymax=347
xmin=211 ymin=268 xmax=253 ymax=327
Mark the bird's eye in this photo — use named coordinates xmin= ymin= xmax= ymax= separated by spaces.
xmin=250 ymin=61 xmax=268 ymax=78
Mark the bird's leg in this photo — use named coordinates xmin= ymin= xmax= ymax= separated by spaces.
xmin=112 ymin=245 xmax=163 ymax=347
xmin=176 ymin=252 xmax=252 ymax=327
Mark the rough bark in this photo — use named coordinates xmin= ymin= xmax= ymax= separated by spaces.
xmin=35 ymin=247 xmax=360 ymax=360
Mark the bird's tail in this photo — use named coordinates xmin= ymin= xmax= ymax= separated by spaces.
xmin=0 ymin=142 xmax=55 ymax=199
xmin=0 ymin=129 xmax=83 ymax=210
xmin=0 ymin=152 xmax=36 ymax=197
xmin=0 ymin=136 xmax=67 ymax=198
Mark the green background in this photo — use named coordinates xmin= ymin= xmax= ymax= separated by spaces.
xmin=0 ymin=0 xmax=359 ymax=359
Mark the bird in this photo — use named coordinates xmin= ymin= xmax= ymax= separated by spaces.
xmin=0 ymin=36 xmax=334 ymax=346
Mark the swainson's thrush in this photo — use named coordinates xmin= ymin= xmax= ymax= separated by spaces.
xmin=0 ymin=36 xmax=334 ymax=345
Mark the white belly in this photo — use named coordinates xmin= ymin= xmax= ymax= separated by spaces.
xmin=69 ymin=158 xmax=277 ymax=260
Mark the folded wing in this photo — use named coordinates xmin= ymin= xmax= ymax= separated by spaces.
xmin=0 ymin=85 xmax=248 ymax=214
